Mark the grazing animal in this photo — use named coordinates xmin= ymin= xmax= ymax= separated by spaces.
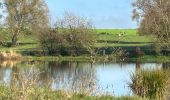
xmin=117 ymin=32 xmax=122 ymax=37
xmin=117 ymin=32 xmax=126 ymax=37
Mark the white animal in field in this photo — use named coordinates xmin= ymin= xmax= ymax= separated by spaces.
xmin=118 ymin=33 xmax=122 ymax=37
xmin=117 ymin=32 xmax=126 ymax=37
xmin=117 ymin=32 xmax=123 ymax=37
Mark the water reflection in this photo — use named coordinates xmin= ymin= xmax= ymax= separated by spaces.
xmin=0 ymin=60 xmax=169 ymax=96
xmin=163 ymin=62 xmax=170 ymax=69
xmin=0 ymin=60 xmax=19 ymax=68
xmin=48 ymin=62 xmax=96 ymax=94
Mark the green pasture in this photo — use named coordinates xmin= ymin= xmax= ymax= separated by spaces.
xmin=96 ymin=29 xmax=138 ymax=35
xmin=96 ymin=29 xmax=153 ymax=47
xmin=97 ymin=29 xmax=152 ymax=42
xmin=0 ymin=29 xmax=154 ymax=52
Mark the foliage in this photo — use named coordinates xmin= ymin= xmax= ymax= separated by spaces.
xmin=38 ymin=28 xmax=67 ymax=55
xmin=129 ymin=69 xmax=169 ymax=99
xmin=108 ymin=47 xmax=129 ymax=61
xmin=132 ymin=0 xmax=170 ymax=50
xmin=1 ymin=0 xmax=49 ymax=46
xmin=38 ymin=13 xmax=96 ymax=56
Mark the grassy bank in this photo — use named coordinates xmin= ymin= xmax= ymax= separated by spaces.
xmin=129 ymin=69 xmax=169 ymax=100
xmin=1 ymin=29 xmax=168 ymax=62
xmin=0 ymin=86 xmax=146 ymax=100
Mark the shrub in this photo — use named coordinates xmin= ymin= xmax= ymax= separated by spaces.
xmin=38 ymin=13 xmax=96 ymax=56
xmin=38 ymin=28 xmax=67 ymax=55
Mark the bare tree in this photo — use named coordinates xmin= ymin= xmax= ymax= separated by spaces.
xmin=132 ymin=0 xmax=170 ymax=50
xmin=1 ymin=0 xmax=49 ymax=46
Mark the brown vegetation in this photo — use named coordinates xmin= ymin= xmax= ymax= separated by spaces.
xmin=0 ymin=50 xmax=21 ymax=60
xmin=129 ymin=69 xmax=169 ymax=99
xmin=38 ymin=13 xmax=96 ymax=56
xmin=132 ymin=0 xmax=170 ymax=50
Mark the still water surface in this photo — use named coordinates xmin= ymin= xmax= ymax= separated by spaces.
xmin=0 ymin=61 xmax=167 ymax=96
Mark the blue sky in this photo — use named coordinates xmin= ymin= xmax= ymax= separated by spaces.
xmin=46 ymin=0 xmax=138 ymax=29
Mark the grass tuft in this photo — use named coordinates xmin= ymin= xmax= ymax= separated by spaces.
xmin=129 ymin=69 xmax=169 ymax=99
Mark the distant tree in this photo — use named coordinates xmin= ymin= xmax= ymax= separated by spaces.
xmin=0 ymin=0 xmax=49 ymax=46
xmin=132 ymin=0 xmax=170 ymax=50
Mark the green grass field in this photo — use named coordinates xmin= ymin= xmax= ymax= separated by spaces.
xmin=0 ymin=29 xmax=153 ymax=52
xmin=96 ymin=29 xmax=153 ymax=47
xmin=97 ymin=29 xmax=152 ymax=41
xmin=97 ymin=29 xmax=138 ymax=35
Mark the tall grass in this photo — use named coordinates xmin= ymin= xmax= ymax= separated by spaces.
xmin=0 ymin=85 xmax=147 ymax=100
xmin=129 ymin=69 xmax=169 ymax=100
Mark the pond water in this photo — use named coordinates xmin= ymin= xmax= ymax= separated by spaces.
xmin=0 ymin=60 xmax=169 ymax=96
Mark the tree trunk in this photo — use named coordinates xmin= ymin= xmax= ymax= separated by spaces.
xmin=11 ymin=34 xmax=18 ymax=46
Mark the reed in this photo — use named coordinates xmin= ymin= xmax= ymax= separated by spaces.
xmin=129 ymin=69 xmax=169 ymax=99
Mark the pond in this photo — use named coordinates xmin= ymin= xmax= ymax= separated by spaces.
xmin=0 ymin=60 xmax=169 ymax=96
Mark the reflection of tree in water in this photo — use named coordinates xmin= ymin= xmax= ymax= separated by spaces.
xmin=135 ymin=61 xmax=141 ymax=71
xmin=0 ymin=61 xmax=98 ymax=96
xmin=162 ymin=62 xmax=170 ymax=70
xmin=0 ymin=60 xmax=19 ymax=68
xmin=0 ymin=61 xmax=52 ymax=88
xmin=0 ymin=60 xmax=19 ymax=85
xmin=48 ymin=61 xmax=97 ymax=94
xmin=17 ymin=61 xmax=53 ymax=88
xmin=0 ymin=67 xmax=12 ymax=85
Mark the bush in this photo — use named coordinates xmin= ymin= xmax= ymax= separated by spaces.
xmin=38 ymin=29 xmax=67 ymax=55
xmin=38 ymin=13 xmax=96 ymax=56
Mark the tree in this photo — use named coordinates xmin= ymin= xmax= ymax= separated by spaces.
xmin=1 ymin=0 xmax=49 ymax=46
xmin=38 ymin=13 xmax=97 ymax=56
xmin=132 ymin=0 xmax=170 ymax=50
xmin=56 ymin=13 xmax=96 ymax=56
xmin=38 ymin=28 xmax=67 ymax=55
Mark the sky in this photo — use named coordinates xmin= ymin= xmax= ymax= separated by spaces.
xmin=46 ymin=0 xmax=138 ymax=29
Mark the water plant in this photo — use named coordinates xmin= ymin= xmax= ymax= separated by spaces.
xmin=129 ymin=69 xmax=169 ymax=99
